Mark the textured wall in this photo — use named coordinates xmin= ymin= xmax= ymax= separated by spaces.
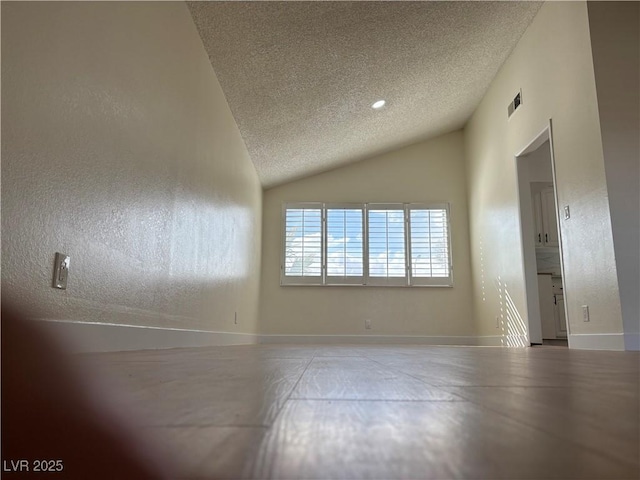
xmin=1 ymin=2 xmax=262 ymax=333
xmin=464 ymin=1 xmax=623 ymax=341
xmin=260 ymin=131 xmax=474 ymax=337
xmin=588 ymin=2 xmax=640 ymax=343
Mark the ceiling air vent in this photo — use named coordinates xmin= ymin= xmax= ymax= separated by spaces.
xmin=508 ymin=89 xmax=522 ymax=118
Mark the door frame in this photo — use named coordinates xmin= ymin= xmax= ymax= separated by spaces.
xmin=514 ymin=119 xmax=571 ymax=345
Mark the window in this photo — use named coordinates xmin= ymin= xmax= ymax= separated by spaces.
xmin=367 ymin=205 xmax=406 ymax=286
xmin=408 ymin=205 xmax=451 ymax=286
xmin=326 ymin=205 xmax=364 ymax=284
xmin=283 ymin=204 xmax=322 ymax=284
xmin=281 ymin=203 xmax=452 ymax=287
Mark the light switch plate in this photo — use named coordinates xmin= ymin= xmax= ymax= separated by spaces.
xmin=564 ymin=205 xmax=570 ymax=220
xmin=53 ymin=252 xmax=70 ymax=289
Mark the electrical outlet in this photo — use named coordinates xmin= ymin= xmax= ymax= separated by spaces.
xmin=365 ymin=319 xmax=372 ymax=330
xmin=582 ymin=305 xmax=590 ymax=322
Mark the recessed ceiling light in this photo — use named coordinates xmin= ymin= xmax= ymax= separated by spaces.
xmin=372 ymin=100 xmax=386 ymax=109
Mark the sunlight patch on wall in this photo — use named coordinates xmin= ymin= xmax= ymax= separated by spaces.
xmin=169 ymin=201 xmax=253 ymax=281
xmin=497 ymin=276 xmax=528 ymax=347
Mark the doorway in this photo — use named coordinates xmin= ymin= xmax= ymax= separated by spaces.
xmin=515 ymin=122 xmax=569 ymax=347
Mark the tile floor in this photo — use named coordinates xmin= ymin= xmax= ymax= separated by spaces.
xmin=80 ymin=345 xmax=640 ymax=479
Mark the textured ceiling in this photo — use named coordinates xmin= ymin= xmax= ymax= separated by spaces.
xmin=188 ymin=1 xmax=542 ymax=188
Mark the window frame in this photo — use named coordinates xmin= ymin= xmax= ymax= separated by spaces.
xmin=280 ymin=202 xmax=324 ymax=286
xmin=366 ymin=203 xmax=408 ymax=287
xmin=406 ymin=203 xmax=453 ymax=287
xmin=324 ymin=203 xmax=366 ymax=285
xmin=280 ymin=202 xmax=453 ymax=287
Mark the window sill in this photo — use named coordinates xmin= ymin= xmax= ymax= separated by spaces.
xmin=280 ymin=282 xmax=454 ymax=288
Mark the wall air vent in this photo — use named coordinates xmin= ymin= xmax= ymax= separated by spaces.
xmin=508 ymin=89 xmax=522 ymax=118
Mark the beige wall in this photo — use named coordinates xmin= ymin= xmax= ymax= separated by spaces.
xmin=464 ymin=2 xmax=624 ymax=344
xmin=260 ymin=131 xmax=474 ymax=337
xmin=1 ymin=2 xmax=262 ymax=334
xmin=588 ymin=2 xmax=640 ymax=346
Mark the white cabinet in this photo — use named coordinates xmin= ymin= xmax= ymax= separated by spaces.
xmin=552 ymin=276 xmax=567 ymax=337
xmin=532 ymin=185 xmax=559 ymax=248
xmin=555 ymin=294 xmax=567 ymax=337
xmin=541 ymin=188 xmax=559 ymax=247
xmin=537 ymin=274 xmax=556 ymax=339
xmin=538 ymin=274 xmax=567 ymax=339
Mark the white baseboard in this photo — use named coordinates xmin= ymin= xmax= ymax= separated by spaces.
xmin=568 ymin=333 xmax=626 ymax=351
xmin=473 ymin=335 xmax=502 ymax=347
xmin=34 ymin=319 xmax=259 ymax=353
xmin=624 ymin=333 xmax=640 ymax=351
xmin=259 ymin=334 xmax=509 ymax=346
xmin=37 ymin=320 xmax=633 ymax=352
xmin=475 ymin=335 xmax=530 ymax=347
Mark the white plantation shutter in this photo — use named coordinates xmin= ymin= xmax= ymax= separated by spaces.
xmin=367 ymin=204 xmax=407 ymax=286
xmin=282 ymin=203 xmax=323 ymax=285
xmin=325 ymin=205 xmax=364 ymax=284
xmin=281 ymin=202 xmax=453 ymax=287
xmin=408 ymin=204 xmax=452 ymax=286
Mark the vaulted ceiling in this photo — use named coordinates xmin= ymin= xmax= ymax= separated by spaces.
xmin=188 ymin=1 xmax=542 ymax=188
